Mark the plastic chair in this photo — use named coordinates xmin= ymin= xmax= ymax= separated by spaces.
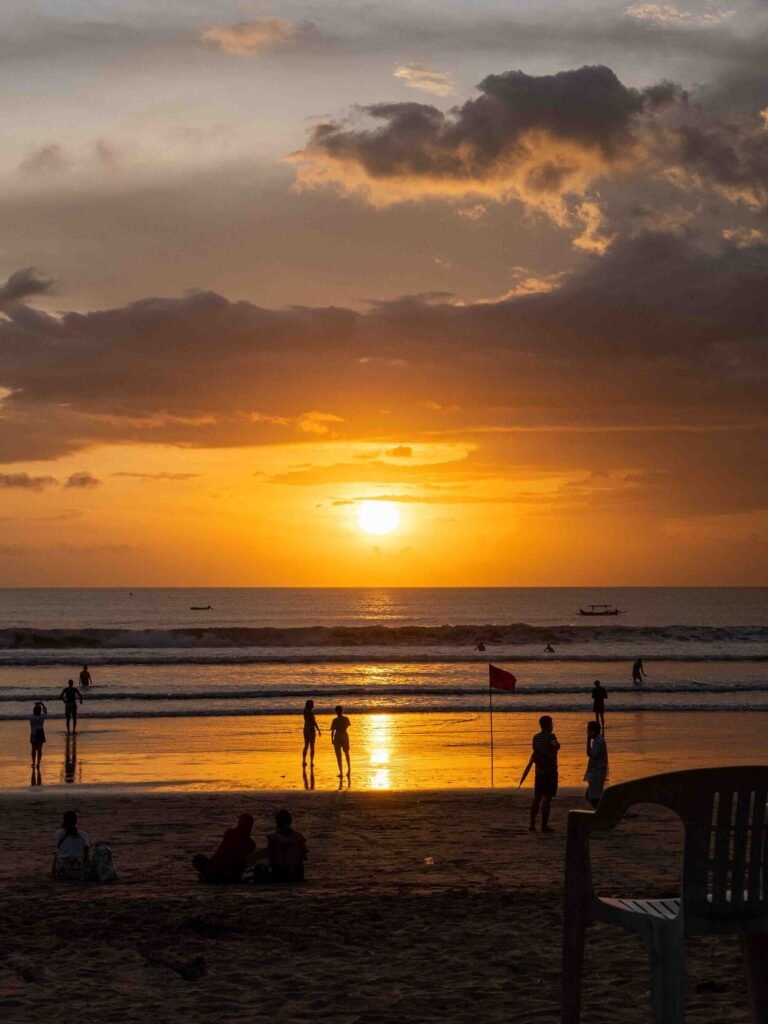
xmin=562 ymin=766 xmax=768 ymax=1024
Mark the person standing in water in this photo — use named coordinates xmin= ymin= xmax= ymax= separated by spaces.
xmin=59 ymin=679 xmax=83 ymax=733
xmin=330 ymin=705 xmax=351 ymax=779
xmin=302 ymin=699 xmax=321 ymax=767
xmin=29 ymin=701 xmax=48 ymax=767
xmin=79 ymin=664 xmax=92 ymax=689
xmin=591 ymin=680 xmax=608 ymax=730
xmin=632 ymin=659 xmax=646 ymax=686
xmin=584 ymin=721 xmax=608 ymax=808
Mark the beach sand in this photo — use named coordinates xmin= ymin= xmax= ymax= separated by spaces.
xmin=1 ymin=710 xmax=766 ymax=792
xmin=0 ymin=788 xmax=757 ymax=1023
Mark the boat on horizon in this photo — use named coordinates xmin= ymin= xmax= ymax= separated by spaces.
xmin=578 ymin=604 xmax=625 ymax=616
xmin=189 ymin=605 xmax=212 ymax=611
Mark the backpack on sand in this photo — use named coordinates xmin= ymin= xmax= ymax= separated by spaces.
xmin=90 ymin=844 xmax=117 ymax=883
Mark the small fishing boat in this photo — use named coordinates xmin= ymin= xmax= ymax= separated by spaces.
xmin=579 ymin=604 xmax=625 ymax=616
xmin=190 ymin=605 xmax=212 ymax=611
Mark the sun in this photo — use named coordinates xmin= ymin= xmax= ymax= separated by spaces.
xmin=357 ymin=500 xmax=401 ymax=535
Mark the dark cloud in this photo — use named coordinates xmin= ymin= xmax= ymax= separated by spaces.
xmin=19 ymin=143 xmax=69 ymax=175
xmin=0 ymin=267 xmax=55 ymax=307
xmin=111 ymin=472 xmax=201 ymax=481
xmin=64 ymin=472 xmax=101 ymax=489
xmin=0 ymin=472 xmax=57 ymax=491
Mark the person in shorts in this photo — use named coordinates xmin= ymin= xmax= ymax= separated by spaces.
xmin=591 ymin=680 xmax=608 ymax=730
xmin=525 ymin=715 xmax=561 ymax=833
xmin=59 ymin=679 xmax=83 ymax=734
xmin=330 ymin=705 xmax=351 ymax=779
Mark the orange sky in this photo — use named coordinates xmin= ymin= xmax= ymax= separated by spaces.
xmin=0 ymin=1 xmax=766 ymax=585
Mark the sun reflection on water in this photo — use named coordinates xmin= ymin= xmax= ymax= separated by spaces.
xmin=368 ymin=713 xmax=393 ymax=789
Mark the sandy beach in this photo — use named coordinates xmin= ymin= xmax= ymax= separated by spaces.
xmin=0 ymin=788 xmax=755 ymax=1024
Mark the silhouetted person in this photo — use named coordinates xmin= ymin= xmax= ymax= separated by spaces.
xmin=29 ymin=701 xmax=47 ymax=767
xmin=544 ymin=644 xmax=555 ymax=654
xmin=476 ymin=641 xmax=486 ymax=652
xmin=584 ymin=721 xmax=608 ymax=808
xmin=591 ymin=680 xmax=608 ymax=729
xmin=59 ymin=679 xmax=83 ymax=733
xmin=267 ymin=809 xmax=307 ymax=883
xmin=65 ymin=733 xmax=77 ymax=784
xmin=330 ymin=705 xmax=351 ymax=778
xmin=79 ymin=664 xmax=92 ymax=689
xmin=302 ymin=699 xmax=321 ymax=767
xmin=193 ymin=813 xmax=256 ymax=883
xmin=632 ymin=659 xmax=646 ymax=686
xmin=53 ymin=810 xmax=90 ymax=881
xmin=524 ymin=715 xmax=560 ymax=832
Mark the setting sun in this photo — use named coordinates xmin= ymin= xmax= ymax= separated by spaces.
xmin=357 ymin=501 xmax=401 ymax=535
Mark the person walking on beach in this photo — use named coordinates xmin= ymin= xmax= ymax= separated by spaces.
xmin=29 ymin=701 xmax=48 ymax=767
xmin=330 ymin=705 xmax=351 ymax=778
xmin=79 ymin=664 xmax=92 ymax=689
xmin=584 ymin=721 xmax=608 ymax=808
xmin=521 ymin=715 xmax=560 ymax=833
xmin=302 ymin=699 xmax=321 ymax=767
xmin=632 ymin=659 xmax=646 ymax=686
xmin=59 ymin=679 xmax=83 ymax=733
xmin=591 ymin=679 xmax=608 ymax=729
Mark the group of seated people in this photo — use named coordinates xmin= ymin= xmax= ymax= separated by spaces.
xmin=51 ymin=808 xmax=306 ymax=886
xmin=193 ymin=808 xmax=307 ymax=884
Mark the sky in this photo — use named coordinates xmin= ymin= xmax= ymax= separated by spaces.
xmin=0 ymin=0 xmax=767 ymax=585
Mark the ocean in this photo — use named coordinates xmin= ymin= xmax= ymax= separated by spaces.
xmin=1 ymin=587 xmax=767 ymax=720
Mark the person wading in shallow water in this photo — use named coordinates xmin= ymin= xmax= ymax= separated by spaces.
xmin=59 ymin=679 xmax=83 ymax=734
xmin=330 ymin=705 xmax=351 ymax=779
xmin=632 ymin=659 xmax=646 ymax=686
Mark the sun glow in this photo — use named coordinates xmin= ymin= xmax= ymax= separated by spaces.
xmin=357 ymin=500 xmax=401 ymax=535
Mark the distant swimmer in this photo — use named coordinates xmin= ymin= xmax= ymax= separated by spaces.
xmin=476 ymin=642 xmax=486 ymax=652
xmin=302 ymin=699 xmax=321 ymax=768
xmin=79 ymin=664 xmax=92 ymax=689
xmin=330 ymin=705 xmax=351 ymax=779
xmin=632 ymin=659 xmax=646 ymax=686
xmin=59 ymin=679 xmax=83 ymax=734
xmin=591 ymin=679 xmax=608 ymax=730
xmin=544 ymin=644 xmax=555 ymax=654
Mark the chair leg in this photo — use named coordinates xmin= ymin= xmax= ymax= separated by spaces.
xmin=646 ymin=922 xmax=685 ymax=1024
xmin=561 ymin=913 xmax=587 ymax=1024
xmin=741 ymin=933 xmax=768 ymax=1024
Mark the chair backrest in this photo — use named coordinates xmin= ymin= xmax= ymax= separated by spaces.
xmin=596 ymin=766 xmax=768 ymax=922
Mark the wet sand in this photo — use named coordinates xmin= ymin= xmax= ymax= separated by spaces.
xmin=0 ymin=788 xmax=756 ymax=1024
xmin=1 ymin=710 xmax=766 ymax=792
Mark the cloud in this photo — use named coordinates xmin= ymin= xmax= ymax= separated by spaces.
xmin=111 ymin=472 xmax=201 ymax=481
xmin=200 ymin=18 xmax=313 ymax=56
xmin=0 ymin=473 xmax=57 ymax=491
xmin=64 ymin=472 xmax=101 ymax=489
xmin=0 ymin=267 xmax=55 ymax=307
xmin=385 ymin=446 xmax=413 ymax=457
xmin=393 ymin=63 xmax=453 ymax=97
xmin=297 ymin=411 xmax=345 ymax=435
xmin=624 ymin=4 xmax=735 ymax=27
xmin=19 ymin=144 xmax=69 ymax=175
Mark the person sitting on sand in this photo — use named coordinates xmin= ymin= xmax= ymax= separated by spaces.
xmin=193 ymin=813 xmax=256 ymax=883
xmin=29 ymin=701 xmax=48 ymax=767
xmin=302 ymin=699 xmax=321 ymax=768
xmin=59 ymin=679 xmax=83 ymax=734
xmin=522 ymin=715 xmax=560 ymax=833
xmin=330 ymin=705 xmax=351 ymax=778
xmin=53 ymin=810 xmax=90 ymax=881
xmin=584 ymin=721 xmax=608 ymax=808
xmin=591 ymin=679 xmax=608 ymax=730
xmin=267 ymin=809 xmax=307 ymax=883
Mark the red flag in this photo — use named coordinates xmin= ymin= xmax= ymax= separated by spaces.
xmin=489 ymin=663 xmax=516 ymax=692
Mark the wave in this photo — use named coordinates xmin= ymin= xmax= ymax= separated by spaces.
xmin=2 ymin=623 xmax=768 ymax=651
xmin=4 ymin=682 xmax=768 ymax=701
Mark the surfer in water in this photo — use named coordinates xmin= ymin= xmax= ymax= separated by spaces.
xmin=632 ymin=659 xmax=646 ymax=686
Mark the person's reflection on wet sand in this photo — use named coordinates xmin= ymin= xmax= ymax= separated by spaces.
xmin=303 ymin=766 xmax=315 ymax=791
xmin=31 ymin=765 xmax=41 ymax=787
xmin=65 ymin=734 xmax=77 ymax=784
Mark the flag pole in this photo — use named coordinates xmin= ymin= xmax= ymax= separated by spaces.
xmin=489 ymin=673 xmax=495 ymax=788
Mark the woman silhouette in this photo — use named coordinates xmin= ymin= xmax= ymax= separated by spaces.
xmin=302 ymin=699 xmax=321 ymax=767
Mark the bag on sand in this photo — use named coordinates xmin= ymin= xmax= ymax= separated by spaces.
xmin=90 ymin=844 xmax=117 ymax=883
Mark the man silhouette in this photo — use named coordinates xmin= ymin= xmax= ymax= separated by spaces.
xmin=59 ymin=679 xmax=83 ymax=734
xmin=330 ymin=705 xmax=351 ymax=778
